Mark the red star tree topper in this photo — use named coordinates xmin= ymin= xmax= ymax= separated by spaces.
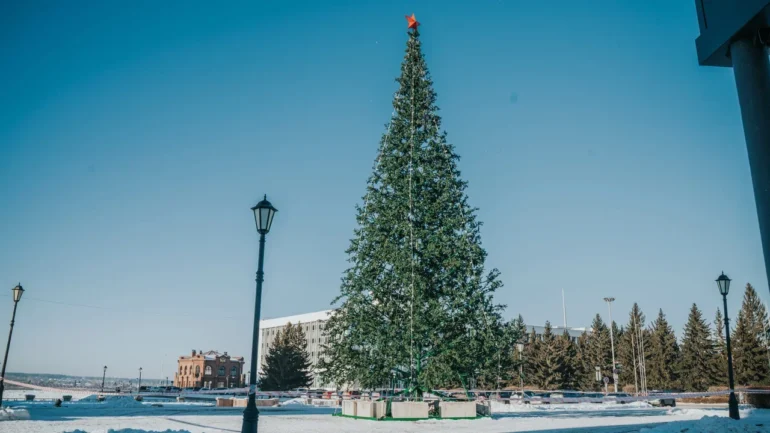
xmin=405 ymin=13 xmax=420 ymax=29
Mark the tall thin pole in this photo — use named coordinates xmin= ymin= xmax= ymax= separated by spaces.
xmin=723 ymin=294 xmax=740 ymax=420
xmin=101 ymin=366 xmax=107 ymax=393
xmin=0 ymin=301 xmax=20 ymax=407
xmin=519 ymin=348 xmax=524 ymax=393
xmin=562 ymin=289 xmax=568 ymax=330
xmin=242 ymin=232 xmax=266 ymax=433
xmin=631 ymin=320 xmax=639 ymax=395
xmin=604 ymin=298 xmax=617 ymax=393
xmin=138 ymin=368 xmax=142 ymax=394
xmin=636 ymin=315 xmax=647 ymax=396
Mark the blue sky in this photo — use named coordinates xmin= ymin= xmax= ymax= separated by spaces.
xmin=1 ymin=0 xmax=767 ymax=379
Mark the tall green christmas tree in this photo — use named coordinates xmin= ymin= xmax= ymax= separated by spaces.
xmin=732 ymin=283 xmax=770 ymax=386
xmin=645 ymin=309 xmax=680 ymax=390
xmin=319 ymin=17 xmax=514 ymax=392
xmin=679 ymin=304 xmax=718 ymax=391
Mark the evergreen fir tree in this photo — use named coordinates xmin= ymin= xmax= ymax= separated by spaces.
xmin=528 ymin=322 xmax=578 ymax=390
xmin=618 ymin=303 xmax=646 ymax=393
xmin=554 ymin=330 xmax=580 ymax=390
xmin=645 ymin=309 xmax=680 ymax=390
xmin=259 ymin=322 xmax=313 ymax=391
xmin=679 ymin=304 xmax=718 ymax=391
xmin=586 ymin=314 xmax=612 ymax=390
xmin=522 ymin=327 xmax=541 ymax=388
xmin=319 ymin=22 xmax=515 ymax=391
xmin=712 ymin=308 xmax=728 ymax=387
xmin=575 ymin=331 xmax=594 ymax=391
xmin=509 ymin=315 xmax=528 ymax=388
xmin=531 ymin=322 xmax=558 ymax=389
xmin=732 ymin=283 xmax=770 ymax=386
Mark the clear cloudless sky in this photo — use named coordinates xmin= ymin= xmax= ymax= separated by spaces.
xmin=1 ymin=0 xmax=768 ymax=379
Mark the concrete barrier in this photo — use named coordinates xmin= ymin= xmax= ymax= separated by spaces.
xmin=391 ymin=401 xmax=429 ymax=419
xmin=373 ymin=401 xmax=387 ymax=419
xmin=439 ymin=401 xmax=476 ymax=418
xmin=232 ymin=398 xmax=247 ymax=407
xmin=256 ymin=398 xmax=279 ymax=407
xmin=357 ymin=401 xmax=374 ymax=418
xmin=216 ymin=397 xmax=233 ymax=407
xmin=476 ymin=401 xmax=491 ymax=417
xmin=342 ymin=400 xmax=357 ymax=416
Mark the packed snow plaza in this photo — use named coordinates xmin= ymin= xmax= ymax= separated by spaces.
xmin=4 ymin=2 xmax=770 ymax=433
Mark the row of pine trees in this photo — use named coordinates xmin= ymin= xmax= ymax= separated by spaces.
xmin=519 ymin=283 xmax=770 ymax=392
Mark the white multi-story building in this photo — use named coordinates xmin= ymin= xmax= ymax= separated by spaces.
xmin=257 ymin=309 xmax=588 ymax=390
xmin=258 ymin=310 xmax=334 ymax=389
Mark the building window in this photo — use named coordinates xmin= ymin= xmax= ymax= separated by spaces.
xmin=231 ymin=366 xmax=238 ymax=377
xmin=205 ymin=366 xmax=212 ymax=375
xmin=218 ymin=366 xmax=225 ymax=376
xmin=195 ymin=366 xmax=201 ymax=377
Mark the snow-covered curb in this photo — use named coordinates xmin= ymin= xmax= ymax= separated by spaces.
xmin=64 ymin=428 xmax=190 ymax=433
xmin=640 ymin=415 xmax=768 ymax=432
xmin=490 ymin=400 xmax=653 ymax=412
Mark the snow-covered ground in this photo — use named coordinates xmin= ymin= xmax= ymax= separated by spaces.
xmin=3 ymin=389 xmax=92 ymax=401
xmin=0 ymin=397 xmax=768 ymax=433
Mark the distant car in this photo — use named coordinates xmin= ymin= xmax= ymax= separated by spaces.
xmin=650 ymin=397 xmax=676 ymax=407
xmin=607 ymin=392 xmax=631 ymax=404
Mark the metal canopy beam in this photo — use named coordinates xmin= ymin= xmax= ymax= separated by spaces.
xmin=694 ymin=1 xmax=770 ymax=295
xmin=694 ymin=0 xmax=770 ymax=67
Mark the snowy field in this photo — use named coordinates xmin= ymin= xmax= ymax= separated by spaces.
xmin=0 ymin=394 xmax=768 ymax=433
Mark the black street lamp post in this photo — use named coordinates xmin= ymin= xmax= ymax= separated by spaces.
xmin=101 ymin=366 xmax=107 ymax=393
xmin=138 ymin=368 xmax=143 ymax=394
xmin=241 ymin=195 xmax=277 ymax=433
xmin=716 ymin=272 xmax=740 ymax=420
xmin=0 ymin=284 xmax=24 ymax=408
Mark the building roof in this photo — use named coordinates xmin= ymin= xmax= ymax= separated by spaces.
xmin=260 ymin=310 xmax=334 ymax=329
xmin=525 ymin=325 xmax=589 ymax=339
xmin=257 ymin=309 xmax=589 ymax=338
xmin=179 ymin=350 xmax=244 ymax=362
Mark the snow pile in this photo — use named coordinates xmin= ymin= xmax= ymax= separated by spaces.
xmin=64 ymin=430 xmax=191 ymax=433
xmin=640 ymin=415 xmax=769 ymax=432
xmin=0 ymin=407 xmax=30 ymax=421
xmin=281 ymin=397 xmax=308 ymax=406
xmin=78 ymin=395 xmax=144 ymax=407
xmin=107 ymin=430 xmax=192 ymax=433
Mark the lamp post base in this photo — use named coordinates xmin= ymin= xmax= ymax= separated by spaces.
xmin=241 ymin=396 xmax=259 ymax=433
xmin=728 ymin=391 xmax=740 ymax=420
